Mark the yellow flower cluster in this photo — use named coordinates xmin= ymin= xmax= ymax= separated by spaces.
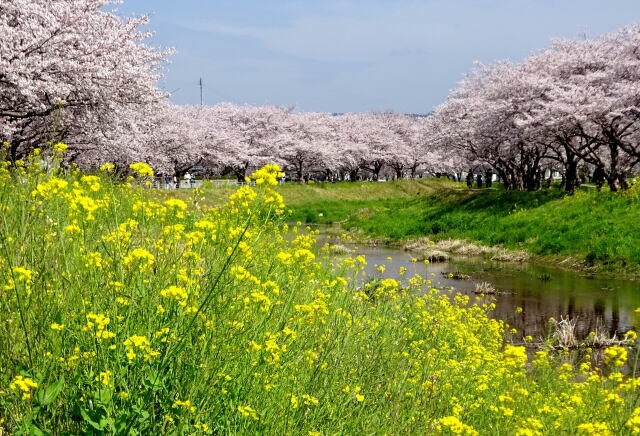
xmin=161 ymin=285 xmax=189 ymax=306
xmin=123 ymin=248 xmax=155 ymax=271
xmin=100 ymin=162 xmax=115 ymax=172
xmin=438 ymin=416 xmax=479 ymax=436
xmin=31 ymin=177 xmax=68 ymax=198
xmin=96 ymin=370 xmax=113 ymax=386
xmin=80 ymin=175 xmax=101 ymax=192
xmin=172 ymin=399 xmax=196 ymax=413
xmin=249 ymin=164 xmax=284 ymax=186
xmin=9 ymin=376 xmax=38 ymax=400
xmin=83 ymin=313 xmax=116 ymax=341
xmin=603 ymin=345 xmax=627 ymax=367
xmin=123 ymin=335 xmax=159 ymax=360
xmin=237 ymin=405 xmax=258 ymax=420
xmin=129 ymin=162 xmax=154 ymax=177
xmin=53 ymin=142 xmax=68 ymax=153
xmin=503 ymin=344 xmax=528 ymax=367
xmin=627 ymin=408 xmax=640 ymax=433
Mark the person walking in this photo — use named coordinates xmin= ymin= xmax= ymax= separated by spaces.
xmin=466 ymin=171 xmax=473 ymax=189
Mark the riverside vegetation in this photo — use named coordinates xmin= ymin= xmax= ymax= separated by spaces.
xmin=3 ymin=149 xmax=640 ymax=434
xmin=270 ymin=179 xmax=640 ymax=275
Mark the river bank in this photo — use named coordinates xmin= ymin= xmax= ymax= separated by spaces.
xmin=281 ymin=179 xmax=640 ymax=278
xmin=317 ymin=235 xmax=640 ymax=342
xmin=325 ymin=226 xmax=608 ymax=279
xmin=160 ymin=178 xmax=640 ymax=277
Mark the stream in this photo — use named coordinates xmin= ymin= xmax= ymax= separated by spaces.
xmin=320 ymin=235 xmax=640 ymax=340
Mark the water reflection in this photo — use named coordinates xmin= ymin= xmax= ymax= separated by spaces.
xmin=323 ymin=238 xmax=640 ymax=340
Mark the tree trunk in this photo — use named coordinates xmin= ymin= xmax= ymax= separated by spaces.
xmin=564 ymin=158 xmax=578 ymax=194
xmin=349 ymin=168 xmax=359 ymax=182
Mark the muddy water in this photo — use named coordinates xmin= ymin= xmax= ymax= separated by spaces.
xmin=323 ymin=239 xmax=640 ymax=340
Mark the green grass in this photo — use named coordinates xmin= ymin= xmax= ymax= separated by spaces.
xmin=254 ymin=180 xmax=640 ymax=273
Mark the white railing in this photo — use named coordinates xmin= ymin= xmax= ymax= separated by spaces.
xmin=150 ymin=178 xmax=250 ymax=189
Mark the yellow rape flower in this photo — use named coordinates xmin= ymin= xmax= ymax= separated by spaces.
xmin=100 ymin=162 xmax=115 ymax=172
xmin=10 ymin=375 xmax=38 ymax=400
xmin=123 ymin=335 xmax=159 ymax=360
xmin=64 ymin=223 xmax=82 ymax=235
xmin=249 ymin=164 xmax=283 ymax=186
xmin=195 ymin=423 xmax=210 ymax=432
xmin=123 ymin=248 xmax=155 ymax=271
xmin=5 ymin=266 xmax=34 ymax=292
xmin=96 ymin=371 xmax=112 ymax=386
xmin=53 ymin=142 xmax=68 ymax=153
xmin=83 ymin=313 xmax=115 ymax=341
xmin=31 ymin=178 xmax=69 ymax=198
xmin=503 ymin=345 xmax=527 ymax=367
xmin=129 ymin=162 xmax=154 ymax=177
xmin=237 ymin=405 xmax=258 ymax=420
xmin=302 ymin=394 xmax=318 ymax=406
xmin=577 ymin=422 xmax=612 ymax=435
xmin=172 ymin=400 xmax=196 ymax=413
xmin=626 ymin=408 xmax=640 ymax=434
xmin=294 ymin=249 xmax=315 ymax=263
xmin=164 ymin=198 xmax=187 ymax=211
xmin=80 ymin=175 xmax=101 ymax=192
xmin=438 ymin=416 xmax=478 ymax=436
xmin=604 ymin=346 xmax=627 ymax=367
xmin=161 ymin=285 xmax=188 ymax=306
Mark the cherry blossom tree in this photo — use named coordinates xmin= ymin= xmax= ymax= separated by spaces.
xmin=213 ymin=104 xmax=289 ymax=181
xmin=526 ymin=27 xmax=640 ymax=191
xmin=277 ymin=112 xmax=337 ymax=181
xmin=428 ymin=24 xmax=640 ymax=191
xmin=0 ymin=0 xmax=170 ymax=160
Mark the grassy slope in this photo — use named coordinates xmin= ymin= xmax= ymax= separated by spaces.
xmin=185 ymin=178 xmax=640 ymax=272
xmin=342 ymin=188 xmax=640 ymax=269
xmin=287 ymin=181 xmax=640 ymax=272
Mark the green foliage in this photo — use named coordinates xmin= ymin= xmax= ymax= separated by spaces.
xmin=281 ymin=181 xmax=640 ymax=273
xmin=3 ymin=162 xmax=640 ymax=435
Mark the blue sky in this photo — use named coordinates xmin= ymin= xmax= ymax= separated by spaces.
xmin=118 ymin=0 xmax=640 ymax=114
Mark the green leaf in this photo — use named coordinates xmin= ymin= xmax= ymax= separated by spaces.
xmin=80 ymin=408 xmax=109 ymax=431
xmin=15 ymin=414 xmax=46 ymax=436
xmin=36 ymin=375 xmax=64 ymax=407
xmin=29 ymin=425 xmax=46 ymax=436
xmin=136 ymin=409 xmax=150 ymax=423
xmin=94 ymin=387 xmax=113 ymax=406
xmin=142 ymin=372 xmax=163 ymax=392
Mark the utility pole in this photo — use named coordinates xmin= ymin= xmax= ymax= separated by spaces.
xmin=199 ymin=78 xmax=203 ymax=106
xmin=579 ymin=28 xmax=588 ymax=40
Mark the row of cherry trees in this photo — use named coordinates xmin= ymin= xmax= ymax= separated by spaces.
xmin=429 ymin=25 xmax=640 ymax=192
xmin=0 ymin=0 xmax=453 ymax=182
xmin=87 ymin=103 xmax=451 ymax=182
xmin=2 ymin=1 xmax=639 ymax=189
